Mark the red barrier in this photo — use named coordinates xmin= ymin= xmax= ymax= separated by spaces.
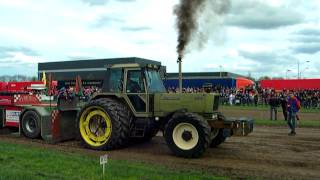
xmin=260 ymin=79 xmax=320 ymax=90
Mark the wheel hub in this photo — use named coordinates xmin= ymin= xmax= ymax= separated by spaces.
xmin=79 ymin=107 xmax=112 ymax=147
xmin=181 ymin=130 xmax=192 ymax=141
xmin=26 ymin=118 xmax=36 ymax=133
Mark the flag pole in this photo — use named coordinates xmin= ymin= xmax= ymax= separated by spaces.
xmin=48 ymin=73 xmax=52 ymax=109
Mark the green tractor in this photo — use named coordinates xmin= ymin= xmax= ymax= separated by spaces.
xmin=78 ymin=61 xmax=253 ymax=158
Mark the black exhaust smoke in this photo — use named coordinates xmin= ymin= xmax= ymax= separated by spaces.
xmin=174 ymin=0 xmax=205 ymax=61
xmin=174 ymin=0 xmax=231 ymax=60
xmin=174 ymin=0 xmax=230 ymax=92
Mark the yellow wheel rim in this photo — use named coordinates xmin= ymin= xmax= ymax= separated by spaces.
xmin=79 ymin=106 xmax=112 ymax=147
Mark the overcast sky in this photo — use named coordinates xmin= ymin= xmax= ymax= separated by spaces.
xmin=0 ymin=0 xmax=319 ymax=79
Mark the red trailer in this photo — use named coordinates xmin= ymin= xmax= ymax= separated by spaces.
xmin=260 ymin=79 xmax=320 ymax=90
xmin=6 ymin=81 xmax=45 ymax=93
xmin=0 ymin=81 xmax=78 ymax=144
xmin=0 ymin=82 xmax=7 ymax=91
xmin=0 ymin=81 xmax=44 ymax=128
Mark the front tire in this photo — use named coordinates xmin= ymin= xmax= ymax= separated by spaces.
xmin=21 ymin=111 xmax=41 ymax=139
xmin=164 ymin=112 xmax=210 ymax=158
xmin=78 ymin=98 xmax=131 ymax=150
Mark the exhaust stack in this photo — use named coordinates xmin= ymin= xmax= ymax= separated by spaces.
xmin=177 ymin=56 xmax=182 ymax=93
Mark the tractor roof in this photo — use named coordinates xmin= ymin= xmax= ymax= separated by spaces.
xmin=39 ymin=57 xmax=161 ymax=71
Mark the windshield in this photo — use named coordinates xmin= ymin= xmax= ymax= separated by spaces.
xmin=145 ymin=70 xmax=166 ymax=93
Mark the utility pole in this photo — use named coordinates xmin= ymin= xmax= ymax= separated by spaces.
xmin=300 ymin=67 xmax=309 ymax=79
xmin=298 ymin=60 xmax=310 ymax=79
xmin=297 ymin=60 xmax=300 ymax=79
xmin=286 ymin=69 xmax=291 ymax=79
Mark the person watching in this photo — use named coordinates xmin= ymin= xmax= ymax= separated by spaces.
xmin=287 ymin=92 xmax=301 ymax=136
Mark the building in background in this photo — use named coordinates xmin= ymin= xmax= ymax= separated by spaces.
xmin=38 ymin=57 xmax=161 ymax=88
xmin=38 ymin=57 xmax=252 ymax=90
xmin=164 ymin=72 xmax=253 ymax=89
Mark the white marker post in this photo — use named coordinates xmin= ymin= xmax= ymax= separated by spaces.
xmin=100 ymin=154 xmax=108 ymax=176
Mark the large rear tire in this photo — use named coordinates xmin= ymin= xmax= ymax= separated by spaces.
xmin=21 ymin=111 xmax=41 ymax=139
xmin=78 ymin=98 xmax=132 ymax=150
xmin=164 ymin=112 xmax=210 ymax=158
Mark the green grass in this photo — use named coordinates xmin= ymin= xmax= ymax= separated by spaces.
xmin=254 ymin=119 xmax=320 ymax=128
xmin=0 ymin=141 xmax=226 ymax=180
xmin=220 ymin=104 xmax=320 ymax=113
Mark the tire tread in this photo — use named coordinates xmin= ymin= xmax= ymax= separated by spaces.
xmin=164 ymin=112 xmax=210 ymax=158
xmin=78 ymin=98 xmax=132 ymax=150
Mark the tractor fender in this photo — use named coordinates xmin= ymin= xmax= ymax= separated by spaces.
xmin=19 ymin=106 xmax=51 ymax=137
xmin=159 ymin=109 xmax=188 ymax=131
xmin=91 ymin=94 xmax=131 ymax=114
xmin=170 ymin=109 xmax=189 ymax=118
xmin=91 ymin=93 xmax=122 ymax=100
xmin=20 ymin=106 xmax=51 ymax=121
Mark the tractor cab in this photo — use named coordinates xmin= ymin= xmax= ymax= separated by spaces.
xmin=100 ymin=63 xmax=166 ymax=115
xmin=103 ymin=63 xmax=166 ymax=93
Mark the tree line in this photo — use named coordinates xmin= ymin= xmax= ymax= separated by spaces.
xmin=0 ymin=75 xmax=37 ymax=82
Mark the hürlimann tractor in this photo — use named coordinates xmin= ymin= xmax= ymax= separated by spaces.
xmin=0 ymin=59 xmax=253 ymax=158
xmin=77 ymin=61 xmax=253 ymax=158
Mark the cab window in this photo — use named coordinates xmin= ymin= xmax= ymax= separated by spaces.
xmin=104 ymin=68 xmax=123 ymax=92
xmin=145 ymin=70 xmax=166 ymax=93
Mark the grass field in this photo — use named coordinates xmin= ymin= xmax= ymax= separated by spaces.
xmin=254 ymin=119 xmax=320 ymax=128
xmin=220 ymin=105 xmax=320 ymax=126
xmin=0 ymin=141 xmax=225 ymax=180
xmin=220 ymin=105 xmax=320 ymax=128
xmin=220 ymin=104 xmax=320 ymax=113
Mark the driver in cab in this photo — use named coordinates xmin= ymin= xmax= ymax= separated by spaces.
xmin=127 ymin=73 xmax=142 ymax=93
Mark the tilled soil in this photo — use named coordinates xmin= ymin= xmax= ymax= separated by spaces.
xmin=1 ymin=126 xmax=320 ymax=179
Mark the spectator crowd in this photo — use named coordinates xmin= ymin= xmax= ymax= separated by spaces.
xmin=53 ymin=86 xmax=102 ymax=102
xmin=166 ymin=86 xmax=320 ymax=109
xmin=52 ymin=84 xmax=320 ymax=109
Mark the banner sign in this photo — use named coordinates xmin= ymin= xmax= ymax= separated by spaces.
xmin=6 ymin=109 xmax=21 ymax=123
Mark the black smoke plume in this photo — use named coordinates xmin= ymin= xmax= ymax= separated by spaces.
xmin=174 ymin=0 xmax=231 ymax=60
xmin=174 ymin=0 xmax=205 ymax=60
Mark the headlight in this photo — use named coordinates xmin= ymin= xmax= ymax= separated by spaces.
xmin=212 ymin=114 xmax=218 ymax=119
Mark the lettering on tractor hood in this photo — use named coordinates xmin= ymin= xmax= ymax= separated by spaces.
xmin=154 ymin=93 xmax=215 ymax=115
xmin=159 ymin=95 xmax=180 ymax=101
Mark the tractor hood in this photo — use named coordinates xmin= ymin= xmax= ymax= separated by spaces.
xmin=153 ymin=93 xmax=219 ymax=117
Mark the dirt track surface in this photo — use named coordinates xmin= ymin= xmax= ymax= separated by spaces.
xmin=1 ymin=126 xmax=320 ymax=179
xmin=220 ymin=106 xmax=320 ymax=121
